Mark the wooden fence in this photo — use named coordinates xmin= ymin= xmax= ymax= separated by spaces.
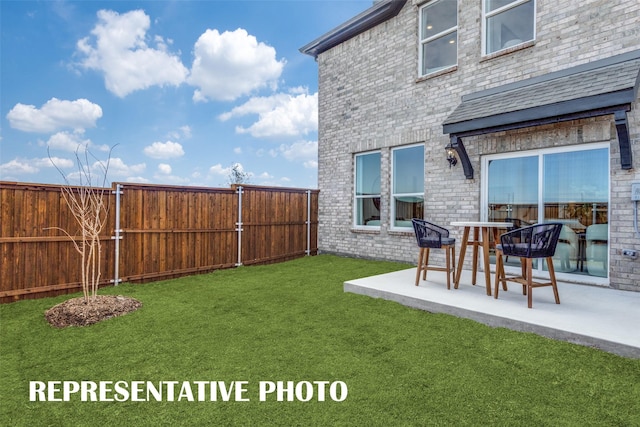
xmin=0 ymin=181 xmax=318 ymax=303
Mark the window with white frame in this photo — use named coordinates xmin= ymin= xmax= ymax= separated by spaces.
xmin=391 ymin=145 xmax=424 ymax=228
xmin=483 ymin=0 xmax=535 ymax=55
xmin=419 ymin=0 xmax=457 ymax=77
xmin=354 ymin=151 xmax=381 ymax=227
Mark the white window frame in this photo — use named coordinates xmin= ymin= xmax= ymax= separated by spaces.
xmin=353 ymin=151 xmax=381 ymax=228
xmin=418 ymin=0 xmax=458 ymax=78
xmin=482 ymin=0 xmax=536 ymax=56
xmin=481 ymin=142 xmax=609 ymax=286
xmin=390 ymin=144 xmax=425 ymax=230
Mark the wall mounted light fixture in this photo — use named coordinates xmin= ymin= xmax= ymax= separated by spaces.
xmin=445 ymin=137 xmax=474 ymax=179
xmin=446 ymin=146 xmax=457 ymax=168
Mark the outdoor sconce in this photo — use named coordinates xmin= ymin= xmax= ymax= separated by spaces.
xmin=445 ymin=137 xmax=474 ymax=179
xmin=446 ymin=146 xmax=458 ymax=168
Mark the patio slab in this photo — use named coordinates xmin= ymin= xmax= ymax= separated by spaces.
xmin=344 ymin=267 xmax=640 ymax=359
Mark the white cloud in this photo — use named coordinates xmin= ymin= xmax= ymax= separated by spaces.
xmin=234 ymin=147 xmax=242 ymax=154
xmin=220 ymin=91 xmax=317 ymax=138
xmin=157 ymin=163 xmax=172 ymax=174
xmin=6 ymin=98 xmax=102 ymax=133
xmin=188 ymin=28 xmax=285 ymax=102
xmin=101 ymin=157 xmax=146 ymax=176
xmin=44 ymin=130 xmax=91 ymax=152
xmin=154 ymin=174 xmax=190 ymax=184
xmin=126 ymin=176 xmax=150 ymax=183
xmin=209 ymin=163 xmax=231 ymax=176
xmin=179 ymin=125 xmax=192 ymax=139
xmin=0 ymin=157 xmax=74 ymax=176
xmin=267 ymin=140 xmax=318 ymax=169
xmin=0 ymin=159 xmax=39 ymax=175
xmin=208 ymin=162 xmax=253 ymax=183
xmin=76 ymin=9 xmax=188 ymax=97
xmin=254 ymin=175 xmax=291 ymax=187
xmin=288 ymin=86 xmax=308 ymax=95
xmin=37 ymin=157 xmax=75 ymax=169
xmin=277 ymin=140 xmax=318 ymax=162
xmin=143 ymin=141 xmax=184 ymax=159
xmin=304 ymin=160 xmax=318 ymax=169
xmin=167 ymin=125 xmax=192 ymax=141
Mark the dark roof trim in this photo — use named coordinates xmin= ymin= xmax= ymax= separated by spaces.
xmin=299 ymin=0 xmax=407 ymax=59
xmin=447 ymin=98 xmax=633 ymax=137
xmin=443 ymin=50 xmax=640 ymax=178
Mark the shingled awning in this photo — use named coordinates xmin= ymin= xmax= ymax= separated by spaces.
xmin=443 ymin=50 xmax=640 ymax=179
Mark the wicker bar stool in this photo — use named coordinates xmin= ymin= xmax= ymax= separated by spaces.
xmin=494 ymin=223 xmax=563 ymax=308
xmin=411 ymin=219 xmax=456 ymax=289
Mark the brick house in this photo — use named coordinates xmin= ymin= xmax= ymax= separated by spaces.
xmin=301 ymin=0 xmax=640 ymax=291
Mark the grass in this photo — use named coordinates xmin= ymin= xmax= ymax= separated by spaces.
xmin=1 ymin=254 xmax=639 ymax=426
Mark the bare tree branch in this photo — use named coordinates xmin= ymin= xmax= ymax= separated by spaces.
xmin=45 ymin=145 xmax=116 ymax=303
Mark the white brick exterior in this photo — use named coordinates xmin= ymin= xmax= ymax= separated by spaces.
xmin=313 ymin=0 xmax=640 ymax=291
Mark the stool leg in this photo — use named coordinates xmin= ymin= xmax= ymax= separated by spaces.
xmin=450 ymin=245 xmax=456 ymax=289
xmin=526 ymin=258 xmax=533 ymax=308
xmin=494 ymin=250 xmax=503 ymax=299
xmin=422 ymin=248 xmax=430 ymax=281
xmin=547 ymin=256 xmax=560 ymax=304
xmin=445 ymin=246 xmax=451 ymax=290
xmin=520 ymin=258 xmax=527 ymax=295
xmin=415 ymin=248 xmax=424 ymax=286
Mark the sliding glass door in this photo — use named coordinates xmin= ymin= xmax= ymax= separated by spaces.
xmin=483 ymin=144 xmax=609 ymax=280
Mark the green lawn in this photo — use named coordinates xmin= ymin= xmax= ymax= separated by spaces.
xmin=1 ymin=255 xmax=639 ymax=426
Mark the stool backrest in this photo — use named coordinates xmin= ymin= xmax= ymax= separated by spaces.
xmin=500 ymin=223 xmax=563 ymax=258
xmin=412 ymin=219 xmax=449 ymax=249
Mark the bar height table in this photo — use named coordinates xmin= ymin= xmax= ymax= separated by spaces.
xmin=450 ymin=221 xmax=513 ymax=296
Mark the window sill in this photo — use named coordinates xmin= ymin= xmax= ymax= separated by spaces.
xmin=416 ymin=65 xmax=457 ymax=83
xmin=480 ymin=40 xmax=535 ymax=62
xmin=388 ymin=229 xmax=413 ymax=236
xmin=351 ymin=227 xmax=381 ymax=235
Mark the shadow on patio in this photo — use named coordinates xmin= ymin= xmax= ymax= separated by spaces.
xmin=345 ymin=267 xmax=640 ymax=359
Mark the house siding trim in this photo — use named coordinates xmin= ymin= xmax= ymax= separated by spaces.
xmin=299 ymin=0 xmax=407 ymax=59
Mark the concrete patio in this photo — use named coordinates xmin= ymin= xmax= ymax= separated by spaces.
xmin=344 ymin=267 xmax=640 ymax=359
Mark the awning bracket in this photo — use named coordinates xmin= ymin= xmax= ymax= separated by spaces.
xmin=447 ymin=137 xmax=474 ymax=179
xmin=615 ymin=110 xmax=633 ymax=170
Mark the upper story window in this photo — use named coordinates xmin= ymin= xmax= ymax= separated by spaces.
xmin=354 ymin=151 xmax=381 ymax=227
xmin=391 ymin=145 xmax=424 ymax=229
xmin=419 ymin=0 xmax=458 ymax=77
xmin=483 ymin=0 xmax=535 ymax=55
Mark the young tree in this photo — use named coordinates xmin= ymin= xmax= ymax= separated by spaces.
xmin=46 ymin=145 xmax=114 ymax=303
xmin=227 ymin=162 xmax=251 ymax=185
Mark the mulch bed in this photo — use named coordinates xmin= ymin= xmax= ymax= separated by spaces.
xmin=45 ymin=295 xmax=142 ymax=328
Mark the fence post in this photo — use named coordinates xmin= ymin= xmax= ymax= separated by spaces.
xmin=111 ymin=183 xmax=123 ymax=285
xmin=236 ymin=186 xmax=243 ymax=266
xmin=306 ymin=190 xmax=311 ymax=256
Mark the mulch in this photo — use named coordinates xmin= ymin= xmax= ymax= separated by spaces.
xmin=45 ymin=295 xmax=142 ymax=328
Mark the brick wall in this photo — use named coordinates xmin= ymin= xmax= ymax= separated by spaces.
xmin=316 ymin=0 xmax=640 ymax=290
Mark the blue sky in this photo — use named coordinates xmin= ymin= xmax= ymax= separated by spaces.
xmin=1 ymin=0 xmax=371 ymax=189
